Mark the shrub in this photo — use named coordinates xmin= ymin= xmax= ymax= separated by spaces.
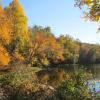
xmin=54 ymin=68 xmax=93 ymax=100
xmin=0 ymin=64 xmax=41 ymax=99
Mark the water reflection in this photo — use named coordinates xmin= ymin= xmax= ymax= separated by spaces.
xmin=88 ymin=64 xmax=100 ymax=79
xmin=87 ymin=64 xmax=100 ymax=94
xmin=36 ymin=68 xmax=66 ymax=86
xmin=36 ymin=64 xmax=100 ymax=93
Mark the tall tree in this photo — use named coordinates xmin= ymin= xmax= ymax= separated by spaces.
xmin=0 ymin=5 xmax=11 ymax=66
xmin=6 ymin=0 xmax=29 ymax=55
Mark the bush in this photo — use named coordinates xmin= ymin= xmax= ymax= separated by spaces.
xmin=54 ymin=68 xmax=93 ymax=100
xmin=0 ymin=64 xmax=41 ymax=100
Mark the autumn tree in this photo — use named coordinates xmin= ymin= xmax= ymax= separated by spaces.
xmin=75 ymin=0 xmax=100 ymax=31
xmin=28 ymin=29 xmax=64 ymax=66
xmin=0 ymin=5 xmax=11 ymax=66
xmin=29 ymin=25 xmax=54 ymax=37
xmin=79 ymin=45 xmax=90 ymax=64
xmin=75 ymin=0 xmax=100 ymax=21
xmin=87 ymin=48 xmax=96 ymax=63
xmin=79 ymin=43 xmax=98 ymax=64
xmin=5 ymin=0 xmax=29 ymax=58
xmin=58 ymin=35 xmax=79 ymax=64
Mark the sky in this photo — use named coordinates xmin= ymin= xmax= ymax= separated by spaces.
xmin=2 ymin=0 xmax=100 ymax=44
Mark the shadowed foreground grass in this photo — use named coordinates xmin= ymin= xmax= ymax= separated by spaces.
xmin=0 ymin=63 xmax=99 ymax=100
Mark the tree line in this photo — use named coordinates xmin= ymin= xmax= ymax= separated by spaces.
xmin=0 ymin=0 xmax=100 ymax=67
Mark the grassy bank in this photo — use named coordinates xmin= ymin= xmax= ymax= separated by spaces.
xmin=0 ymin=63 xmax=97 ymax=100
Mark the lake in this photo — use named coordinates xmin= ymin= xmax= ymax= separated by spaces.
xmin=37 ymin=64 xmax=100 ymax=94
xmin=87 ymin=64 xmax=100 ymax=94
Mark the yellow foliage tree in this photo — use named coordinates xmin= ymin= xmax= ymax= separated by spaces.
xmin=0 ymin=6 xmax=11 ymax=45
xmin=75 ymin=0 xmax=100 ymax=22
xmin=0 ymin=44 xmax=10 ymax=66
xmin=0 ymin=6 xmax=11 ymax=66
xmin=6 ymin=0 xmax=29 ymax=54
xmin=75 ymin=0 xmax=100 ymax=31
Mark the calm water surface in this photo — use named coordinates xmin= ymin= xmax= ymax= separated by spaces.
xmin=87 ymin=64 xmax=100 ymax=93
xmin=38 ymin=64 xmax=100 ymax=93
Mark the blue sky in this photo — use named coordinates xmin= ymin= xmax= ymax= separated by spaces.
xmin=2 ymin=0 xmax=100 ymax=44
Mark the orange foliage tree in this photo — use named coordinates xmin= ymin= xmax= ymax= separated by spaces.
xmin=28 ymin=32 xmax=64 ymax=66
xmin=0 ymin=6 xmax=11 ymax=66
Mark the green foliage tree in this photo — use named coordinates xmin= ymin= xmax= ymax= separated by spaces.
xmin=87 ymin=48 xmax=96 ymax=64
xmin=54 ymin=68 xmax=92 ymax=100
xmin=79 ymin=44 xmax=100 ymax=64
xmin=79 ymin=45 xmax=90 ymax=64
xmin=58 ymin=35 xmax=79 ymax=64
xmin=29 ymin=25 xmax=54 ymax=37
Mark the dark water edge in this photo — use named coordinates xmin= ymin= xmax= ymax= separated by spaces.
xmin=37 ymin=64 xmax=100 ymax=94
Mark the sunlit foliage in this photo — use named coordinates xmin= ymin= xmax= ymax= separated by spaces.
xmin=0 ymin=6 xmax=11 ymax=66
xmin=75 ymin=0 xmax=100 ymax=31
xmin=5 ymin=0 xmax=29 ymax=55
xmin=28 ymin=30 xmax=64 ymax=66
xmin=75 ymin=0 xmax=100 ymax=21
xmin=54 ymin=68 xmax=92 ymax=100
xmin=58 ymin=35 xmax=79 ymax=63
